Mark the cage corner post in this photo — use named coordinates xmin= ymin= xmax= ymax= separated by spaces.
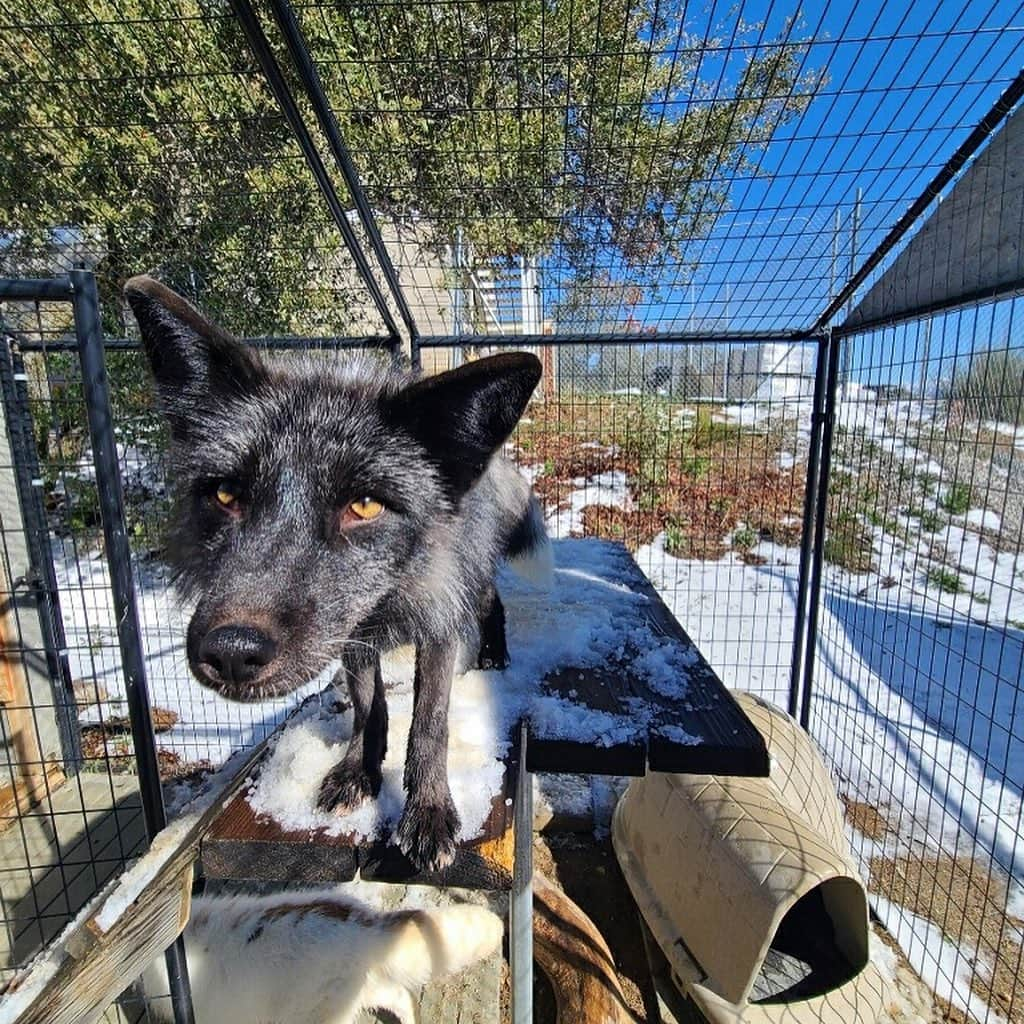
xmin=787 ymin=331 xmax=831 ymax=720
xmin=510 ymin=720 xmax=533 ymax=1024
xmin=797 ymin=327 xmax=842 ymax=733
xmin=69 ymin=267 xmax=197 ymax=1024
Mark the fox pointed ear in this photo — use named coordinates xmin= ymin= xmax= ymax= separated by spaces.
xmin=123 ymin=275 xmax=265 ymax=438
xmin=387 ymin=353 xmax=541 ymax=495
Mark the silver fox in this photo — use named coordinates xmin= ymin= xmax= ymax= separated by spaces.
xmin=125 ymin=277 xmax=550 ymax=871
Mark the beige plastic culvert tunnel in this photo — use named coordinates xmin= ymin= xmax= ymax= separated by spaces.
xmin=612 ymin=692 xmax=889 ymax=1022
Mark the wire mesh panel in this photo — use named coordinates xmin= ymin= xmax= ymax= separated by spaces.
xmin=0 ymin=0 xmax=393 ymax=343
xmin=2 ymin=0 xmax=1024 ymax=1020
xmin=808 ymin=296 xmax=1024 ymax=1023
xmin=0 ymin=294 xmax=154 ymax=1007
xmin=280 ymin=0 xmax=1023 ymax=340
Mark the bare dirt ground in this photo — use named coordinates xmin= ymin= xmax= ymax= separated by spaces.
xmin=870 ymin=852 xmax=1024 ymax=1023
xmin=841 ymin=796 xmax=1022 ymax=1024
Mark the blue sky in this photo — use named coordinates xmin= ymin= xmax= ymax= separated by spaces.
xmin=536 ymin=0 xmax=1024 ymax=368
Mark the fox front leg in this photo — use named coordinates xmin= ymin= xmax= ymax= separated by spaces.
xmin=317 ymin=650 xmax=388 ymax=813
xmin=396 ymin=640 xmax=461 ymax=872
xmin=476 ymin=582 xmax=510 ymax=671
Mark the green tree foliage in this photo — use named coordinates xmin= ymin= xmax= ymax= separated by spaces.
xmin=1 ymin=0 xmax=818 ymax=334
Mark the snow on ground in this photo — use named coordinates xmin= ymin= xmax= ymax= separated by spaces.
xmin=962 ymin=507 xmax=1002 ymax=532
xmin=544 ymin=469 xmax=632 ymax=535
xmin=873 ymin=894 xmax=1004 ymax=1024
xmin=983 ymin=420 xmax=1024 ymax=449
xmin=636 ymin=531 xmax=1022 ymax=1024
xmin=637 ymin=532 xmax=1023 ymax=879
xmin=54 ymin=541 xmax=329 ymax=764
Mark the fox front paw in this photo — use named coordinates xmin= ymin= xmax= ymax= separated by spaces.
xmin=396 ymin=798 xmax=460 ymax=872
xmin=316 ymin=761 xmax=380 ymax=814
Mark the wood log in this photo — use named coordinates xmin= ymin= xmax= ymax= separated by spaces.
xmin=533 ymin=871 xmax=638 ymax=1024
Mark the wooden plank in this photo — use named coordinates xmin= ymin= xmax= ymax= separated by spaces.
xmin=626 ymin=560 xmax=769 ymax=777
xmin=526 ymin=667 xmax=647 ymax=776
xmin=0 ymin=762 xmax=65 ymax=830
xmin=525 ymin=542 xmax=769 ymax=779
xmin=359 ymin=763 xmax=517 ymax=890
xmin=2 ymin=860 xmax=195 ymax=1024
xmin=201 ymin=791 xmax=359 ymax=884
xmin=204 ymin=756 xmax=518 ymax=891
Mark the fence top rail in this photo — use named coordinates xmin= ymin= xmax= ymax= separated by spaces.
xmin=5 ymin=333 xmax=397 ymax=354
xmin=2 ymin=327 xmax=821 ymax=354
xmin=0 ymin=277 xmax=74 ymax=301
xmin=417 ymin=330 xmax=818 ymax=348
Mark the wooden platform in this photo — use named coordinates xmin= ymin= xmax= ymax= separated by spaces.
xmin=203 ymin=756 xmax=518 ymax=890
xmin=201 ymin=540 xmax=768 ymax=891
xmin=525 ymin=542 xmax=770 ymax=778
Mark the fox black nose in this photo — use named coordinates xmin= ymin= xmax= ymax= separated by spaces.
xmin=198 ymin=625 xmax=277 ymax=685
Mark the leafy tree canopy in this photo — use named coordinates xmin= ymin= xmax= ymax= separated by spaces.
xmin=1 ymin=0 xmax=818 ymax=335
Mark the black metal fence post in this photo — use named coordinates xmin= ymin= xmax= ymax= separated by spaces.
xmin=69 ymin=269 xmax=196 ymax=1024
xmin=227 ymin=0 xmax=406 ymax=353
xmin=788 ymin=334 xmax=830 ymax=719
xmin=266 ymin=0 xmax=420 ymax=358
xmin=798 ymin=328 xmax=842 ymax=731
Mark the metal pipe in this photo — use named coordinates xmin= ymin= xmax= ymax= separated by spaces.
xmin=227 ymin=0 xmax=404 ymax=349
xmin=841 ymin=189 xmax=861 ymax=397
xmin=13 ymin=333 xmax=396 ymax=354
xmin=832 ymin=277 xmax=1024 ymax=338
xmin=787 ymin=335 xmax=829 ymax=718
xmin=811 ymin=68 xmax=1024 ymax=335
xmin=69 ymin=269 xmax=196 ymax=1024
xmin=12 ymin=328 xmax=812 ymax=354
xmin=510 ymin=722 xmax=533 ymax=1024
xmin=265 ymin=0 xmax=419 ymax=351
xmin=417 ymin=328 xmax=811 ymax=348
xmin=0 ymin=277 xmax=73 ymax=301
xmin=799 ymin=329 xmax=842 ymax=731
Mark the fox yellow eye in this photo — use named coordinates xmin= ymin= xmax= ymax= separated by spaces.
xmin=212 ymin=482 xmax=242 ymax=513
xmin=347 ymin=497 xmax=384 ymax=521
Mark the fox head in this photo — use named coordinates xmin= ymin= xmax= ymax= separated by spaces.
xmin=124 ymin=276 xmax=540 ymax=701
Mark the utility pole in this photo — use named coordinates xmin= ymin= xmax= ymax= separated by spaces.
xmin=843 ymin=189 xmax=862 ymax=398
